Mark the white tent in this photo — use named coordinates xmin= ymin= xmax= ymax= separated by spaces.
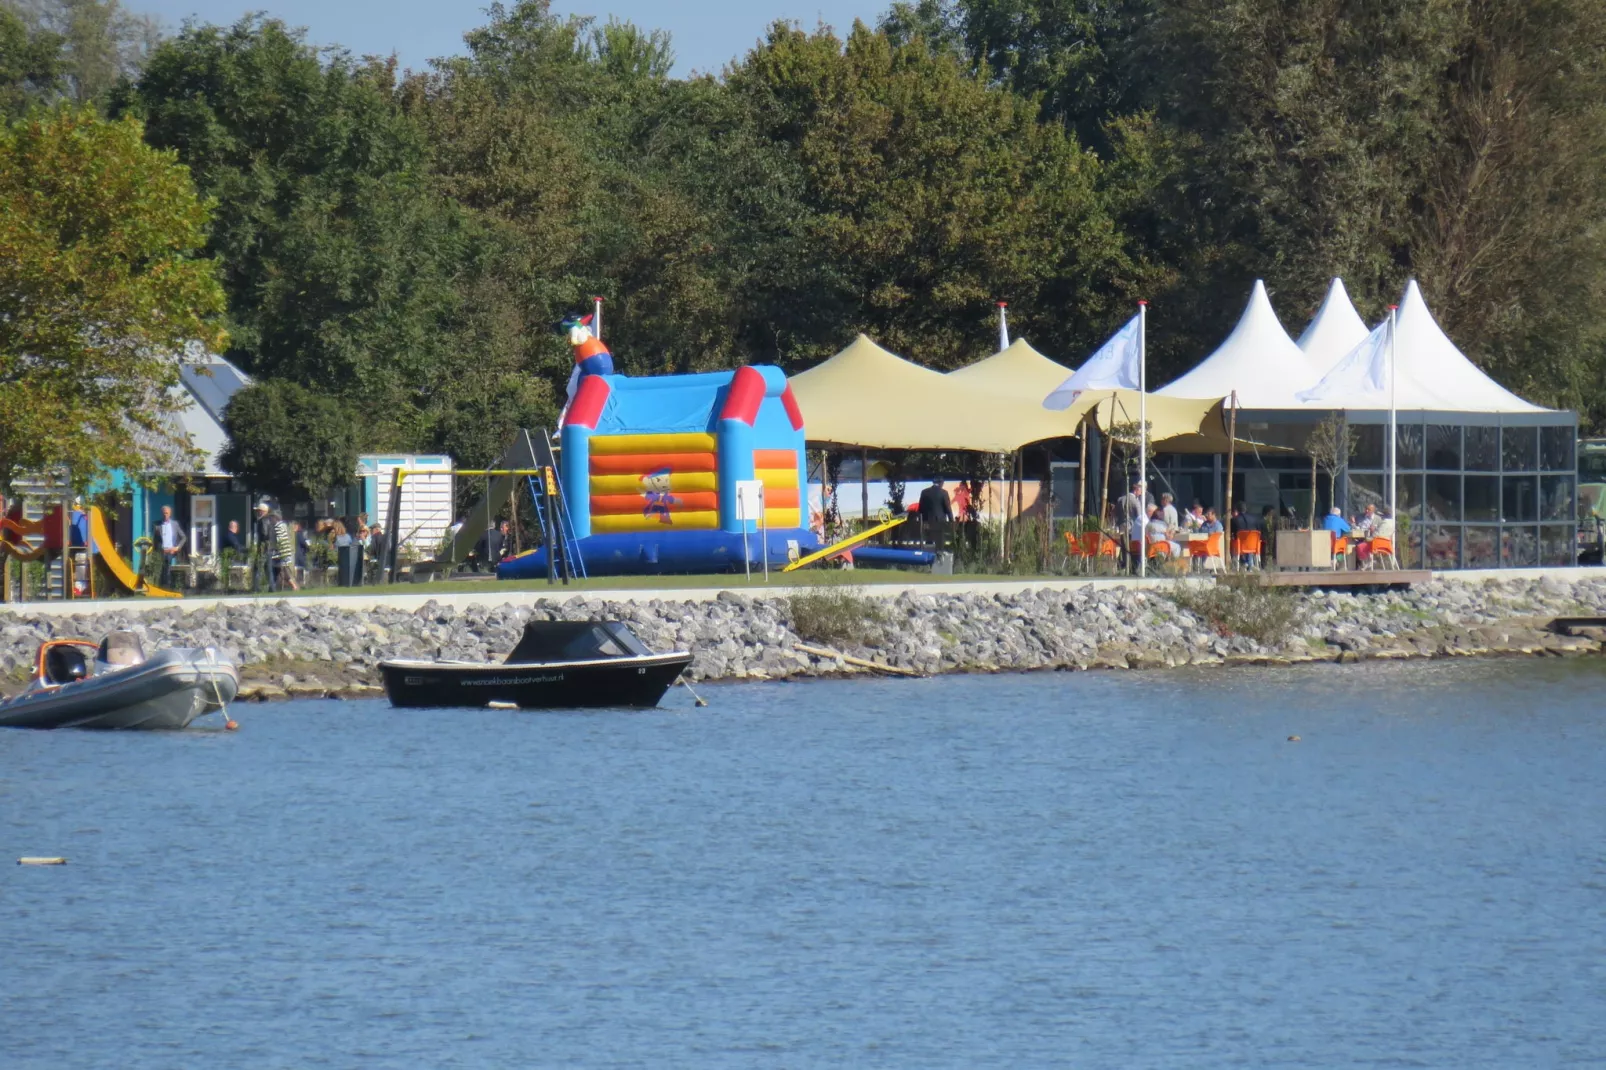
xmin=1296 ymin=278 xmax=1369 ymax=378
xmin=1156 ymin=280 xmax=1325 ymax=407
xmin=1297 ymin=280 xmax=1548 ymax=413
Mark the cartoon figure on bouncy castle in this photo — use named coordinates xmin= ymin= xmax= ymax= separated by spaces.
xmin=563 ymin=314 xmax=613 ymax=402
xmin=499 ymin=313 xmax=823 ymax=576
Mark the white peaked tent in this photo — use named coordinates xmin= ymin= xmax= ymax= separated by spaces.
xmin=1156 ymin=280 xmax=1325 ymax=407
xmin=1297 ymin=278 xmax=1369 ymax=378
xmin=1298 ymin=280 xmax=1548 ymax=413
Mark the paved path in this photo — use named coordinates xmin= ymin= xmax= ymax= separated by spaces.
xmin=0 ymin=566 xmax=1598 ymax=619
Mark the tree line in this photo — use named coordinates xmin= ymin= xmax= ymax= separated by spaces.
xmin=5 ymin=0 xmax=1606 ymax=496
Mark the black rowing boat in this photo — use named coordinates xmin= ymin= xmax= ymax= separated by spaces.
xmin=379 ymin=620 xmax=693 ymax=709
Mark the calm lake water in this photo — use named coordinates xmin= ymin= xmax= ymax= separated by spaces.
xmin=3 ymin=659 xmax=1605 ymax=1068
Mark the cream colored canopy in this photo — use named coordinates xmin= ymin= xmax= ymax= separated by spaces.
xmin=946 ymin=338 xmax=1076 ymax=400
xmin=789 ymin=334 xmax=1266 ymax=453
xmin=788 ymin=335 xmax=1078 ymax=451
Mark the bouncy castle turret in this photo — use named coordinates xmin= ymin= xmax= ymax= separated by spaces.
xmin=566 ymin=315 xmax=613 ymax=378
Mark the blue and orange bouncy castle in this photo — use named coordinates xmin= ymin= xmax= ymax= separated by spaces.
xmin=498 ymin=364 xmax=821 ymax=577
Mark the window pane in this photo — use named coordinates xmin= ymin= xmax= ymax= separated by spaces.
xmin=1464 ymin=475 xmax=1499 ymax=521
xmin=1541 ymin=426 xmax=1575 ymax=471
xmin=1348 ymin=473 xmax=1383 ymax=515
xmin=1541 ymin=526 xmax=1575 ymax=566
xmin=1501 ymin=525 xmax=1538 ymax=567
xmin=1396 ymin=472 xmax=1423 ymax=520
xmin=1541 ymin=475 xmax=1574 ymax=521
xmin=1424 ymin=525 xmax=1460 ymax=569
xmin=1502 ymin=476 xmax=1538 ymax=522
xmin=1464 ymin=525 xmax=1499 ymax=569
xmin=1426 ymin=474 xmax=1461 ymax=522
xmin=1426 ymin=425 xmax=1462 ymax=469
xmin=1396 ymin=423 xmax=1424 ymax=469
xmin=1502 ymin=426 xmax=1537 ymax=472
xmin=1352 ymin=425 xmax=1385 ymax=469
xmin=1465 ymin=426 xmax=1499 ymax=471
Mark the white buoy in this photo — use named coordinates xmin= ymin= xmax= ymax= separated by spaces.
xmin=18 ymin=857 xmax=67 ymax=865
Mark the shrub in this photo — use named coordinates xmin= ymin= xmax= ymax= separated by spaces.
xmin=1167 ymin=575 xmax=1304 ymax=645
xmin=787 ymin=579 xmax=887 ymax=646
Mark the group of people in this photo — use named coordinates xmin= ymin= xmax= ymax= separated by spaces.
xmin=1319 ymin=502 xmax=1397 ymax=565
xmin=1120 ymin=484 xmax=1226 ymax=563
xmin=153 ymin=501 xmax=389 ymax=591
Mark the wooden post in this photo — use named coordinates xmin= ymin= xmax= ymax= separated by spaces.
xmin=1225 ymin=394 xmax=1238 ymax=572
xmin=61 ymin=496 xmax=71 ymax=601
xmin=860 ymin=447 xmax=869 ymax=529
xmin=1101 ymin=406 xmax=1115 ymax=525
xmin=1077 ymin=416 xmax=1088 ymax=523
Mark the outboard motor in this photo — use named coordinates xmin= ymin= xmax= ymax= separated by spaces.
xmin=97 ymin=631 xmax=147 ymax=668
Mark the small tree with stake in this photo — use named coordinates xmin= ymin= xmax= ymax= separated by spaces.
xmin=1304 ymin=415 xmax=1356 ymax=527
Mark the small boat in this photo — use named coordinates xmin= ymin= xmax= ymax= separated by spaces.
xmin=379 ymin=620 xmax=693 ymax=710
xmin=0 ymin=631 xmax=239 ymax=730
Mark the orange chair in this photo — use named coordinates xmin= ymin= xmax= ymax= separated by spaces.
xmin=1330 ymin=533 xmax=1350 ymax=571
xmin=1368 ymin=535 xmax=1398 ymax=570
xmin=1232 ymin=529 xmax=1262 ymax=569
xmin=1084 ymin=531 xmax=1119 ymax=569
xmin=1064 ymin=529 xmax=1088 ymax=568
xmin=1198 ymin=531 xmax=1224 ymax=571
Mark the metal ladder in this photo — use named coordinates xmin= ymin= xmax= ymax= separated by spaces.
xmin=527 ymin=428 xmax=587 ymax=580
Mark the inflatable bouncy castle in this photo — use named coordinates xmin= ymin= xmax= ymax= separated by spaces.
xmin=499 ymin=363 xmax=821 ymax=577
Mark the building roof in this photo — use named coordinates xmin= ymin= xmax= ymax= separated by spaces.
xmin=174 ymin=358 xmax=253 ymax=474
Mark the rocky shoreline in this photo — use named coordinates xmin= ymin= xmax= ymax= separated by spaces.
xmin=1 ymin=575 xmax=1602 ymax=701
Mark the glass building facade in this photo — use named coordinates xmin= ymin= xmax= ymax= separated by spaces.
xmin=1343 ymin=412 xmax=1578 ymax=568
xmin=1139 ymin=409 xmax=1578 ymax=569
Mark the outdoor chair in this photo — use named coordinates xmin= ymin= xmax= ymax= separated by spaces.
xmin=1196 ymin=531 xmax=1224 ymax=572
xmin=1232 ymin=529 xmax=1262 ymax=569
xmin=1367 ymin=535 xmax=1398 ymax=570
xmin=1330 ymin=534 xmax=1350 ymax=571
xmin=1065 ymin=530 xmax=1118 ymax=574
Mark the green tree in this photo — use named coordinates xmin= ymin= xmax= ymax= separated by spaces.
xmin=0 ymin=6 xmax=66 ymax=116
xmin=9 ymin=0 xmax=159 ymax=104
xmin=728 ymin=21 xmax=1143 ymax=369
xmin=219 ymin=379 xmax=361 ymax=505
xmin=0 ymin=107 xmax=227 ymax=489
xmin=112 ymin=17 xmax=471 ymax=444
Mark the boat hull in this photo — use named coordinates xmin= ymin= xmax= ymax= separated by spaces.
xmin=379 ymin=653 xmax=694 ymax=710
xmin=0 ymin=649 xmax=239 ymax=731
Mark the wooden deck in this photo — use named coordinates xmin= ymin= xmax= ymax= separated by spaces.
xmin=1234 ymin=569 xmax=1432 ymax=589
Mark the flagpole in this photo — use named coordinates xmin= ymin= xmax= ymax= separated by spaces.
xmin=1387 ymin=303 xmax=1398 ymax=519
xmin=1138 ymin=300 xmax=1148 ymax=578
xmin=997 ymin=301 xmax=1009 ymax=350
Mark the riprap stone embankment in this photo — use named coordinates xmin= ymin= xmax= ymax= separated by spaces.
xmin=1 ymin=574 xmax=1602 ymax=700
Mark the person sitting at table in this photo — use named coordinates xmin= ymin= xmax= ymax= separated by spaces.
xmin=1354 ymin=503 xmax=1378 ymax=538
xmin=1322 ymin=507 xmax=1351 ymax=536
xmin=1159 ymin=492 xmax=1179 ymax=529
xmin=1145 ymin=507 xmax=1181 ymax=559
xmin=1355 ymin=505 xmax=1393 ymax=565
xmin=1200 ymin=508 xmax=1224 ymax=534
xmin=1183 ymin=501 xmax=1206 ymax=531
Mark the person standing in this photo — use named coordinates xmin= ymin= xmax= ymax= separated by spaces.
xmin=252 ymin=500 xmax=276 ymax=591
xmin=367 ymin=524 xmax=388 ymax=582
xmin=917 ymin=479 xmax=953 ymax=553
xmin=1160 ymin=492 xmax=1179 ymax=530
xmin=154 ymin=505 xmax=185 ymax=590
xmin=270 ymin=512 xmax=299 ymax=592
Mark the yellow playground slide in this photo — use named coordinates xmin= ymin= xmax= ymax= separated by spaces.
xmin=87 ymin=507 xmax=182 ymax=598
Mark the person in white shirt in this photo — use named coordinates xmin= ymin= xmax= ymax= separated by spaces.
xmin=1160 ymin=493 xmax=1179 ymax=530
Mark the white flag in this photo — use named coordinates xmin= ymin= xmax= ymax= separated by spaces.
xmin=1043 ymin=314 xmax=1142 ymax=409
xmin=1296 ymin=321 xmax=1388 ymax=403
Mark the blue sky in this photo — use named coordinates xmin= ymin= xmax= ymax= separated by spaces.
xmin=134 ymin=1 xmax=885 ymax=76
